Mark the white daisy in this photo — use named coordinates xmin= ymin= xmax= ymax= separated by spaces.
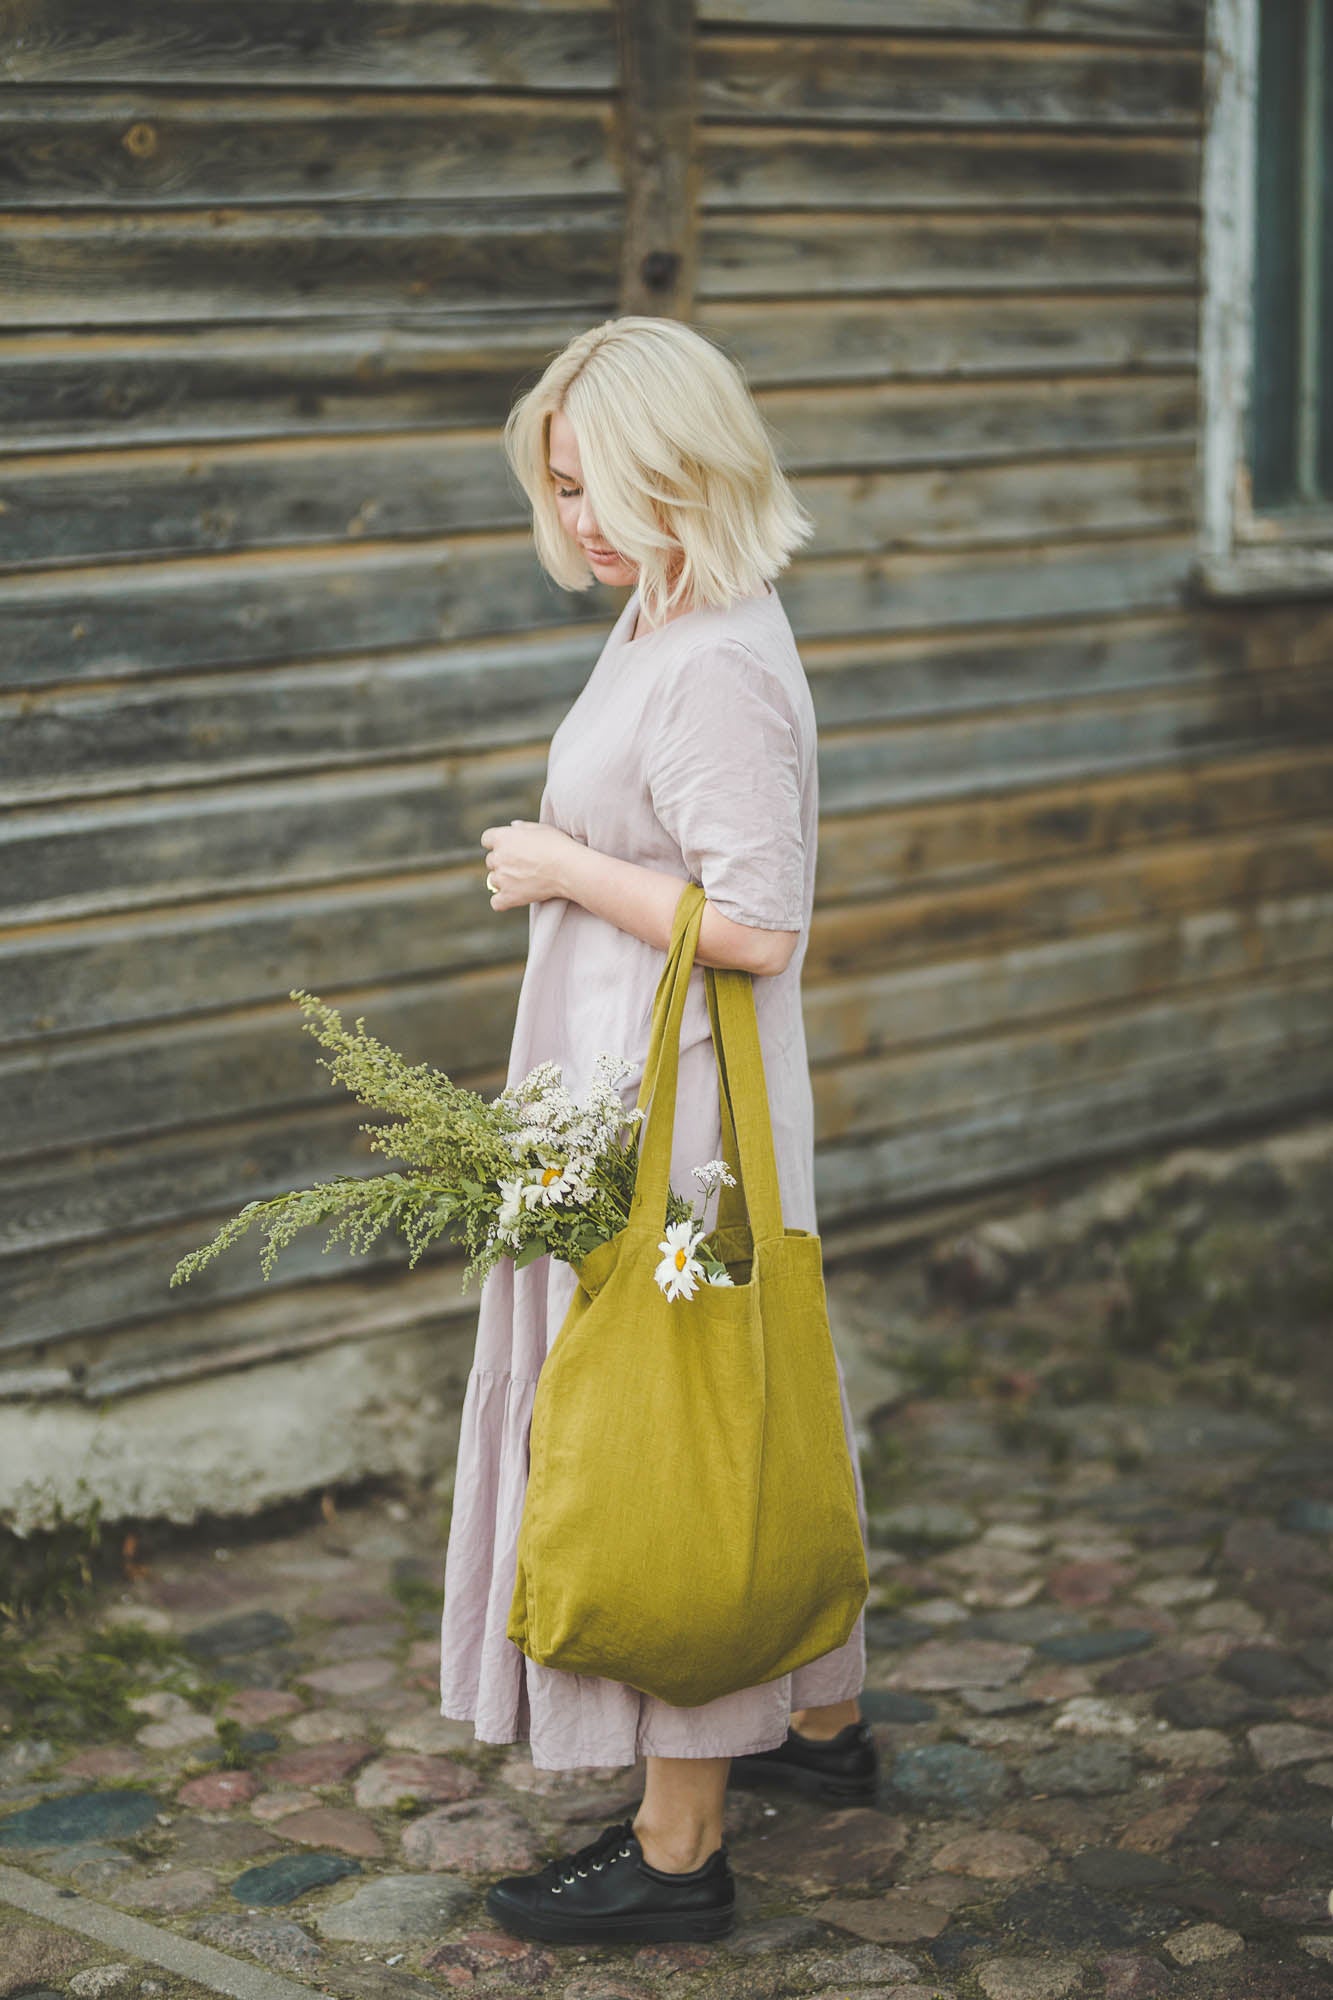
xmin=655 ymin=1218 xmax=708 ymax=1302
xmin=520 ymin=1158 xmax=580 ymax=1209
xmin=497 ymin=1176 xmax=527 ymax=1229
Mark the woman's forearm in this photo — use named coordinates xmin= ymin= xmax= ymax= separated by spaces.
xmin=555 ymin=839 xmax=797 ymax=976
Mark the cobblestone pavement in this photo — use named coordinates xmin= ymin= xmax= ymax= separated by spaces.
xmin=2 ymin=1127 xmax=1332 ymax=2000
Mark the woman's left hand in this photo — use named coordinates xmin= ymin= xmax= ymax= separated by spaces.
xmin=481 ymin=820 xmax=579 ymax=910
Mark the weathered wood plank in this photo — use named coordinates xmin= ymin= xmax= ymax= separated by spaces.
xmin=787 ymin=536 xmax=1195 ymax=640
xmin=698 ymin=36 xmax=1202 ymax=129
xmin=78 ymin=1269 xmax=478 ymax=1405
xmin=804 ymin=887 xmax=1333 ymax=1069
xmin=817 ymin=963 xmax=1333 ymax=1144
xmin=0 ymin=200 xmax=622 ymax=327
xmin=0 ymin=530 xmax=1198 ymax=692
xmin=804 ymin=817 xmax=1333 ymax=985
xmin=2 ymin=0 xmax=617 ymax=89
xmin=800 ymin=453 xmax=1195 ymax=554
xmin=7 ymin=886 xmax=1331 ymax=1261
xmin=0 ymin=301 xmax=1198 ymax=450
xmin=0 ymin=532 xmax=609 ymax=690
xmin=0 ymin=314 xmax=602 ymax=451
xmin=815 ymin=669 xmax=1333 ymax=814
xmin=813 ymin=746 xmax=1333 ymax=900
xmin=0 ymin=92 xmax=619 ymax=207
xmin=815 ymin=1031 xmax=1333 ymax=1225
xmin=765 ymin=377 xmax=1197 ymax=469
xmin=698 ymin=212 xmax=1197 ymax=296
xmin=0 ymin=753 xmax=549 ymax=923
xmin=3 ymin=1262 xmax=478 ymax=1406
xmin=0 ymin=1103 xmax=394 ymax=1264
xmin=696 ymin=1 xmax=1205 ymax=41
xmin=0 ymin=431 xmax=520 ymax=568
xmin=1 ymin=871 xmax=522 ymax=1043
xmin=704 ymin=129 xmax=1199 ymax=209
xmin=0 ymin=629 xmax=595 ymax=804
xmin=804 ymin=613 xmax=1232 ymax=728
xmin=0 ymin=970 xmax=517 ymax=1163
xmin=0 ymin=1195 xmax=439 ymax=1350
xmin=0 ymin=431 xmax=1195 ymax=570
xmin=0 ymin=93 xmax=1198 ymax=211
xmin=8 ymin=812 xmax=1333 ymax=1154
xmin=713 ymin=295 xmax=1198 ymax=382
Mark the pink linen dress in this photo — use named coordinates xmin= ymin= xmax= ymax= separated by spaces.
xmin=438 ymin=576 xmax=869 ymax=1769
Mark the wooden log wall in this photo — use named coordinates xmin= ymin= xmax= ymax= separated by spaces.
xmin=3 ymin=0 xmax=1333 ymax=1418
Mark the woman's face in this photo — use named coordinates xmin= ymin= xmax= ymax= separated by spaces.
xmin=546 ymin=407 xmax=639 ymax=589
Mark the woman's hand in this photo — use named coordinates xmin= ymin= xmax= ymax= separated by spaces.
xmin=480 ymin=820 xmax=581 ymax=910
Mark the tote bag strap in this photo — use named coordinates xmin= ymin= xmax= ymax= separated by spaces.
xmin=704 ymin=964 xmax=784 ymax=1245
xmin=629 ymin=881 xmax=785 ymax=1249
xmin=631 ymin=881 xmax=706 ymax=1159
xmin=638 ymin=911 xmax=745 ymax=1230
xmin=704 ymin=967 xmax=748 ymax=1240
xmin=628 ymin=882 xmax=705 ymax=1235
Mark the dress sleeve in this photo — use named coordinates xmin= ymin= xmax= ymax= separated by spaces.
xmin=646 ymin=638 xmax=807 ymax=932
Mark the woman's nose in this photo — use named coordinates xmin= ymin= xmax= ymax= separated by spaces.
xmin=575 ymin=494 xmax=599 ymax=538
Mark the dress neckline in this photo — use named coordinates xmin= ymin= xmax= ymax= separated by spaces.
xmin=619 ymin=579 xmax=774 ymax=650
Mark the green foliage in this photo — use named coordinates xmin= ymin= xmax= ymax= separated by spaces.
xmin=170 ymin=991 xmax=720 ymax=1298
xmin=906 ymin=1335 xmax=976 ymax=1399
xmin=1 ymin=1633 xmax=149 ymax=1742
xmin=0 ymin=1488 xmax=105 ymax=1627
xmin=860 ymin=1426 xmax=911 ymax=1514
xmin=1110 ymin=1198 xmax=1333 ymax=1374
xmin=994 ymin=1405 xmax=1073 ymax=1465
xmin=0 ymin=1617 xmax=232 ymax=1747
xmin=212 ymin=1715 xmax=250 ymax=1770
xmin=390 ymin=1569 xmax=441 ymax=1622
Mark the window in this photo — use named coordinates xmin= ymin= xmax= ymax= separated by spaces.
xmin=1200 ymin=0 xmax=1333 ymax=592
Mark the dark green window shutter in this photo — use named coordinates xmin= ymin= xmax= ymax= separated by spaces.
xmin=1249 ymin=0 xmax=1333 ymax=509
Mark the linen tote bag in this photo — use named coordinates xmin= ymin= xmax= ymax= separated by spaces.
xmin=506 ymin=879 xmax=869 ymax=1707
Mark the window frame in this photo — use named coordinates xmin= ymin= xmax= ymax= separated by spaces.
xmin=1200 ymin=0 xmax=1333 ymax=597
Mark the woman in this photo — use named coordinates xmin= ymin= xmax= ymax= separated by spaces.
xmin=439 ymin=316 xmax=875 ymax=1944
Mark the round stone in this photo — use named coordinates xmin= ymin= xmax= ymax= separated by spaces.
xmin=0 ymin=1790 xmax=160 ymax=1849
xmin=352 ymin=1753 xmax=482 ymax=1809
xmin=889 ymin=1741 xmax=1012 ymax=1815
xmin=976 ymin=1955 xmax=1083 ymax=1999
xmin=229 ymin=1851 xmax=361 ymax=1906
xmin=1164 ymin=1922 xmax=1243 ymax=1964
xmin=314 ymin=1872 xmax=473 ymax=1942
xmin=400 ymin=1799 xmax=544 ymax=1874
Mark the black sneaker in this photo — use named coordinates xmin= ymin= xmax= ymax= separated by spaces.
xmin=484 ymin=1815 xmax=736 ymax=1944
xmin=728 ymin=1718 xmax=879 ymax=1804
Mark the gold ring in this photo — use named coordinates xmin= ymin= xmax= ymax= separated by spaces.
xmin=486 ymin=872 xmax=498 ymax=893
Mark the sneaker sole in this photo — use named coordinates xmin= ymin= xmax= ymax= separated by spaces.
xmin=484 ymin=1886 xmax=736 ymax=1943
xmin=728 ymin=1757 xmax=878 ymax=1805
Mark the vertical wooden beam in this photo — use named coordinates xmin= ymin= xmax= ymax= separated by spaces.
xmin=613 ymin=0 xmax=698 ymax=319
xmin=1296 ymin=0 xmax=1323 ymax=501
xmin=1198 ymin=0 xmax=1259 ymax=570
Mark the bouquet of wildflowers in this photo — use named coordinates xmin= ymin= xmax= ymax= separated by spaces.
xmin=169 ymin=989 xmax=737 ymax=1304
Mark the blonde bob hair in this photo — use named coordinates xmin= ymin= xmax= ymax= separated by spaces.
xmin=503 ymin=315 xmax=813 ymax=627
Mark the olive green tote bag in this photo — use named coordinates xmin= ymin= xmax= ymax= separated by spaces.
xmin=506 ymin=879 xmax=869 ymax=1707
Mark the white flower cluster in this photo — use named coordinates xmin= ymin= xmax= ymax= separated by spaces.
xmin=691 ymin=1157 xmax=738 ymax=1196
xmin=492 ymin=1052 xmax=644 ymax=1247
